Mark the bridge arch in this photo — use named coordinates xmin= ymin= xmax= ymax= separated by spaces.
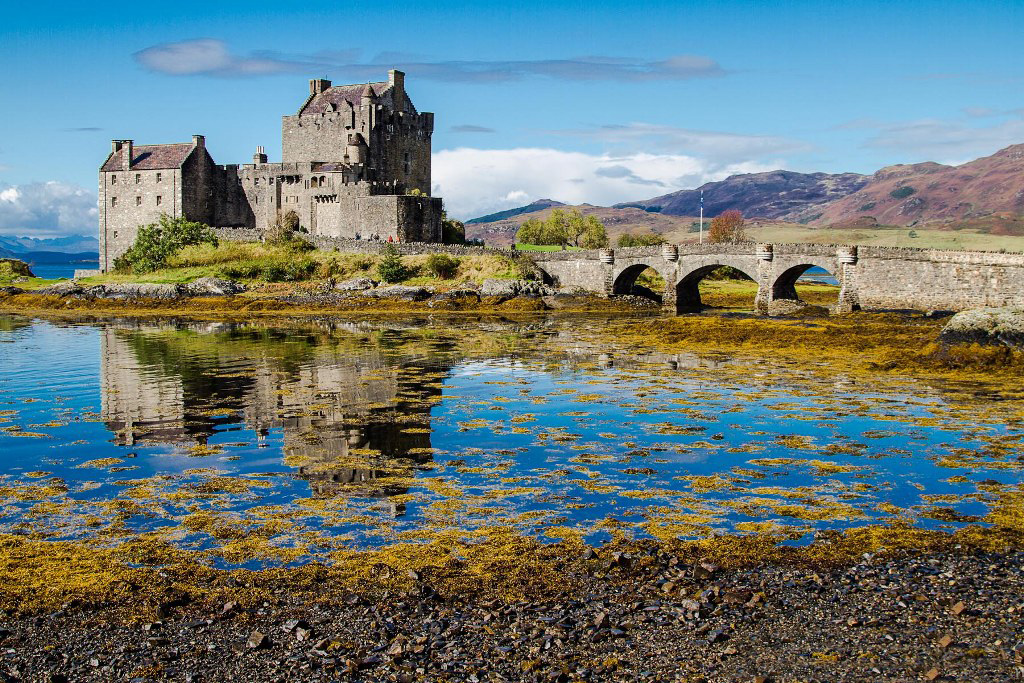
xmin=675 ymin=262 xmax=759 ymax=313
xmin=771 ymin=260 xmax=842 ymax=310
xmin=611 ymin=262 xmax=666 ymax=302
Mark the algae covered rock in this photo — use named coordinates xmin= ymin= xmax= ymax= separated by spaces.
xmin=0 ymin=258 xmax=35 ymax=279
xmin=334 ymin=277 xmax=377 ymax=292
xmin=480 ymin=279 xmax=552 ymax=299
xmin=360 ymin=285 xmax=431 ymax=301
xmin=0 ymin=285 xmax=24 ymax=297
xmin=940 ymin=307 xmax=1024 ymax=347
xmin=767 ymin=299 xmax=829 ymax=317
xmin=90 ymin=283 xmax=184 ymax=300
xmin=186 ymin=277 xmax=246 ymax=296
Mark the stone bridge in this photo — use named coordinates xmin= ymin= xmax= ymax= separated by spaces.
xmin=529 ymin=243 xmax=1024 ymax=314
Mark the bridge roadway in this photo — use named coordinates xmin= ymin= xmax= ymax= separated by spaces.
xmin=529 ymin=242 xmax=1024 ymax=314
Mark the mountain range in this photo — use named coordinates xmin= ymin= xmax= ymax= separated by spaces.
xmin=0 ymin=235 xmax=99 ymax=264
xmin=465 ymin=143 xmax=1024 ymax=244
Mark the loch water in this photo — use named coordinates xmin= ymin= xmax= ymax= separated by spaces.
xmin=0 ymin=314 xmax=1020 ymax=566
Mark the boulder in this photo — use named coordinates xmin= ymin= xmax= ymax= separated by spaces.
xmin=360 ymin=285 xmax=431 ymax=301
xmin=185 ymin=277 xmax=246 ymax=296
xmin=940 ymin=308 xmax=1024 ymax=347
xmin=480 ymin=279 xmax=553 ymax=299
xmin=0 ymin=258 xmax=34 ymax=279
xmin=36 ymin=281 xmax=85 ymax=297
xmin=88 ymin=283 xmax=184 ymax=300
xmin=334 ymin=276 xmax=377 ymax=292
xmin=0 ymin=286 xmax=24 ymax=297
xmin=428 ymin=288 xmax=481 ymax=308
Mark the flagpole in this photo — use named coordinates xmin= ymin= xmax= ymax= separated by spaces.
xmin=699 ymin=190 xmax=704 ymax=244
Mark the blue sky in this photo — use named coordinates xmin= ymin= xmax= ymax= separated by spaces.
xmin=1 ymin=0 xmax=1022 ymax=235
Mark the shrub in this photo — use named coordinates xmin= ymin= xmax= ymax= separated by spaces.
xmin=441 ymin=212 xmax=466 ymax=244
xmin=890 ymin=186 xmax=916 ymax=200
xmin=376 ymin=243 xmax=409 ymax=283
xmin=425 ymin=253 xmax=461 ymax=279
xmin=113 ymin=214 xmax=218 ymax=274
xmin=266 ymin=210 xmax=301 ymax=245
xmin=618 ymin=232 xmax=666 ymax=247
xmin=859 ymin=202 xmax=877 ymax=212
xmin=708 ymin=209 xmax=746 ymax=243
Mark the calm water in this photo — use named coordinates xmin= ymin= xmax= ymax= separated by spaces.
xmin=0 ymin=315 xmax=1020 ymax=565
xmin=25 ymin=261 xmax=99 ymax=280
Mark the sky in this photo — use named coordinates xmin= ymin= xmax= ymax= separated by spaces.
xmin=0 ymin=0 xmax=1022 ymax=237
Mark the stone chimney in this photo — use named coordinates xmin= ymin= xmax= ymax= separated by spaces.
xmin=112 ymin=139 xmax=134 ymax=170
xmin=192 ymin=134 xmax=205 ymax=149
xmin=253 ymin=145 xmax=268 ymax=164
xmin=309 ymin=78 xmax=331 ymax=95
xmin=388 ymin=69 xmax=405 ymax=107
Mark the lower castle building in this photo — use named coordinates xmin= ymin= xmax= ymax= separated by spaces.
xmin=98 ymin=69 xmax=442 ymax=271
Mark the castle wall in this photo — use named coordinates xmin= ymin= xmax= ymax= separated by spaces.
xmin=282 ymin=106 xmax=359 ymax=163
xmin=98 ymin=167 xmax=183 ymax=272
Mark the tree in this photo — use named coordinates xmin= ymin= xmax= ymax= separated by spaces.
xmin=113 ymin=214 xmax=218 ymax=274
xmin=580 ymin=215 xmax=609 ymax=249
xmin=377 ymin=243 xmax=409 ymax=283
xmin=441 ymin=211 xmax=466 ymax=244
xmin=618 ymin=232 xmax=666 ymax=247
xmin=708 ymin=209 xmax=746 ymax=243
xmin=516 ymin=209 xmax=607 ymax=248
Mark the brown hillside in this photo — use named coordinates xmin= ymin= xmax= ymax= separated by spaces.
xmin=811 ymin=144 xmax=1024 ymax=229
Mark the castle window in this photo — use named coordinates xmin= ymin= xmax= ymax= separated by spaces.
xmin=111 ymin=197 xmax=117 ymax=207
xmin=111 ymin=175 xmax=117 ymax=185
xmin=135 ymin=196 xmax=142 ymax=206
xmin=135 ymin=174 xmax=141 ymax=184
xmin=113 ymin=231 xmax=118 ymax=238
xmin=156 ymin=196 xmax=162 ymax=206
xmin=156 ymin=173 xmax=162 ymax=183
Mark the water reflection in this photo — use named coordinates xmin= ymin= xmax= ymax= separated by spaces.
xmin=100 ymin=321 xmax=447 ymax=498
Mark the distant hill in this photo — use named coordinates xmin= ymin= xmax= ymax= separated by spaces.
xmin=18 ymin=250 xmax=99 ymax=265
xmin=811 ymin=144 xmax=1024 ymax=229
xmin=616 ymin=171 xmax=870 ymax=221
xmin=464 ymin=199 xmax=566 ymax=224
xmin=0 ymin=235 xmax=99 ymax=255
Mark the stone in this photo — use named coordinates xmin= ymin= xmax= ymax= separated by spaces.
xmin=0 ymin=286 xmax=23 ymax=297
xmin=334 ymin=277 xmax=377 ymax=292
xmin=937 ymin=634 xmax=953 ymax=649
xmin=766 ymin=299 xmax=827 ymax=317
xmin=924 ymin=668 xmax=941 ymax=681
xmin=941 ymin=308 xmax=1024 ymax=347
xmin=246 ymin=631 xmax=269 ymax=649
xmin=89 ymin=283 xmax=184 ymax=300
xmin=360 ymin=285 xmax=431 ymax=301
xmin=185 ymin=277 xmax=246 ymax=296
xmin=0 ymin=258 xmax=34 ymax=279
xmin=951 ymin=601 xmax=967 ymax=615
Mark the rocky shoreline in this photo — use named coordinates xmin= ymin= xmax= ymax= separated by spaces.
xmin=1 ymin=549 xmax=1021 ymax=682
xmin=0 ymin=277 xmax=660 ymax=316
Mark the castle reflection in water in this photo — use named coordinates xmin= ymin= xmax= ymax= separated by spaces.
xmin=98 ymin=321 xmax=450 ymax=496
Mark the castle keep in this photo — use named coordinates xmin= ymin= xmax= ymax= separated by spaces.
xmin=98 ymin=70 xmax=442 ymax=271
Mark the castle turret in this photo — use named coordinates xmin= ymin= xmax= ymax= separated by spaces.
xmin=388 ymin=70 xmax=405 ymax=110
xmin=310 ymin=78 xmax=331 ymax=95
xmin=347 ymin=133 xmax=368 ymax=164
xmin=361 ymin=83 xmax=377 ymax=104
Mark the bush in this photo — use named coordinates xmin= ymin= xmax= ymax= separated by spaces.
xmin=219 ymin=257 xmax=316 ymax=282
xmin=376 ymin=243 xmax=409 ymax=283
xmin=425 ymin=253 xmax=461 ymax=279
xmin=442 ymin=213 xmax=466 ymax=244
xmin=266 ymin=210 xmax=301 ymax=245
xmin=113 ymin=214 xmax=218 ymax=274
xmin=618 ymin=232 xmax=666 ymax=247
xmin=890 ymin=186 xmax=916 ymax=200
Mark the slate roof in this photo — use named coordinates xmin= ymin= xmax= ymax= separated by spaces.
xmin=301 ymin=82 xmax=389 ymax=115
xmin=100 ymin=143 xmax=194 ymax=172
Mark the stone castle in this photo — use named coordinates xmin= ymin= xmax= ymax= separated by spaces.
xmin=98 ymin=70 xmax=442 ymax=271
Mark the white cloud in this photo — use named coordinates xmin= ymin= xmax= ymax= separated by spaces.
xmin=0 ymin=181 xmax=98 ymax=238
xmin=432 ymin=147 xmax=777 ymax=219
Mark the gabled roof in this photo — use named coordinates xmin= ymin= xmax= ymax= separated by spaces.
xmin=100 ymin=143 xmax=194 ymax=172
xmin=300 ymin=82 xmax=389 ymax=115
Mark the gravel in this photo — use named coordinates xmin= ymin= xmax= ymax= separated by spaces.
xmin=2 ymin=550 xmax=1021 ymax=682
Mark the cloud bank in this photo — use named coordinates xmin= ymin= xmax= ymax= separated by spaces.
xmin=135 ymin=39 xmax=725 ymax=82
xmin=432 ymin=148 xmax=777 ymax=220
xmin=0 ymin=182 xmax=98 ymax=238
xmin=863 ymin=113 xmax=1024 ymax=162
